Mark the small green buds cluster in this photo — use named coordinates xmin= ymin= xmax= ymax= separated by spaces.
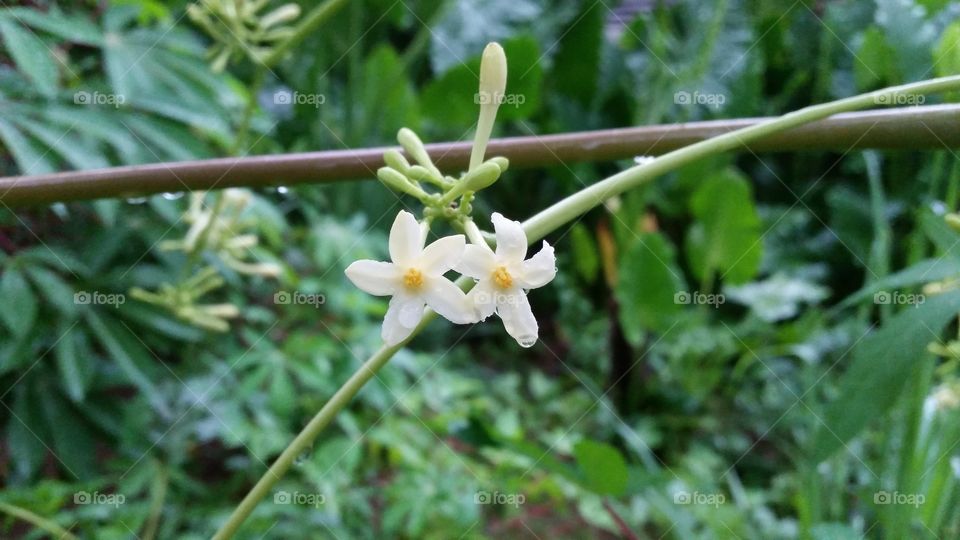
xmin=376 ymin=42 xmax=511 ymax=227
xmin=131 ymin=268 xmax=240 ymax=332
xmin=376 ymin=127 xmax=509 ymax=225
xmin=187 ymin=0 xmax=300 ymax=71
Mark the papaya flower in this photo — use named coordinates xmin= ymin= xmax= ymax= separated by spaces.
xmin=455 ymin=213 xmax=556 ymax=347
xmin=346 ymin=211 xmax=473 ymax=345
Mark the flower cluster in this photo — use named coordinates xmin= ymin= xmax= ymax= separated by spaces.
xmin=345 ymin=42 xmax=556 ymax=348
xmin=347 ymin=210 xmax=555 ymax=347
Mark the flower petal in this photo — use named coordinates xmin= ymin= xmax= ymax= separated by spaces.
xmin=382 ymin=294 xmax=425 ymax=345
xmin=389 ymin=210 xmax=424 ymax=266
xmin=492 ymin=212 xmax=527 ymax=262
xmin=496 ymin=290 xmax=539 ymax=347
xmin=454 ymin=244 xmax=496 ymax=279
xmin=420 ymin=234 xmax=466 ymax=275
xmin=424 ymin=277 xmax=474 ymax=324
xmin=345 ymin=260 xmax=399 ymax=296
xmin=518 ymin=241 xmax=557 ymax=289
xmin=465 ymin=280 xmax=498 ymax=321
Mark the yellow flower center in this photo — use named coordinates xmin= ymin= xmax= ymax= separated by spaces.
xmin=403 ymin=268 xmax=424 ymax=290
xmin=492 ymin=265 xmax=513 ymax=289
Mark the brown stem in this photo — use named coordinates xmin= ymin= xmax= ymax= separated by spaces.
xmin=2 ymin=105 xmax=959 ymax=207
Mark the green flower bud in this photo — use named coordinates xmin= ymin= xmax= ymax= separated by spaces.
xmin=377 ymin=167 xmax=427 ymax=199
xmin=946 ymin=213 xmax=960 ymax=232
xmin=384 ymin=149 xmax=412 ymax=174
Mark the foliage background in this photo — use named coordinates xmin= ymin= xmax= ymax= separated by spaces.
xmin=2 ymin=0 xmax=960 ymax=538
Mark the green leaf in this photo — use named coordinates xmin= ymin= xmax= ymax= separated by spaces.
xmin=934 ymin=22 xmax=960 ymax=79
xmin=615 ymin=231 xmax=685 ymax=342
xmin=838 ymin=257 xmax=960 ymax=309
xmin=812 ymin=289 xmax=960 ymax=461
xmin=40 ymin=388 xmax=97 ymax=479
xmin=569 ymin=223 xmax=600 ymax=283
xmin=685 ymin=168 xmax=763 ymax=284
xmin=0 ymin=8 xmax=103 ymax=45
xmin=55 ymin=325 xmax=87 ymax=402
xmin=0 ymin=267 xmax=37 ymax=338
xmin=0 ymin=18 xmax=59 ymax=97
xmin=854 ymin=26 xmax=898 ymax=87
xmin=6 ymin=385 xmax=47 ymax=481
xmin=84 ymin=310 xmax=169 ymax=417
xmin=573 ymin=439 xmax=628 ymax=496
xmin=0 ymin=119 xmax=56 ymax=174
xmin=551 ymin=2 xmax=603 ymax=105
xmin=26 ymin=266 xmax=77 ymax=317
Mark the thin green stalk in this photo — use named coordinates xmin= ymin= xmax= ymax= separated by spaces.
xmin=212 ymin=75 xmax=960 ymax=539
xmin=0 ymin=502 xmax=78 ymax=540
xmin=522 ymin=76 xmax=960 ymax=242
xmin=261 ymin=0 xmax=351 ymax=67
xmin=142 ymin=461 xmax=169 ymax=540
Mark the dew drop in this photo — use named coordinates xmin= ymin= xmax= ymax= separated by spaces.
xmin=517 ymin=336 xmax=537 ymax=348
xmin=125 ymin=196 xmax=148 ymax=205
xmin=294 ymin=445 xmax=313 ymax=466
xmin=277 ymin=186 xmax=289 ymax=194
xmin=162 ymin=192 xmax=183 ymax=200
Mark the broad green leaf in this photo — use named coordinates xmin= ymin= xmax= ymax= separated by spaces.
xmin=934 ymin=22 xmax=960 ymax=79
xmin=0 ymin=18 xmax=58 ymax=97
xmin=0 ymin=118 xmax=55 ymax=174
xmin=573 ymin=439 xmax=628 ymax=496
xmin=615 ymin=231 xmax=685 ymax=342
xmin=0 ymin=267 xmax=37 ymax=337
xmin=569 ymin=223 xmax=599 ymax=283
xmin=26 ymin=266 xmax=77 ymax=317
xmin=854 ymin=26 xmax=898 ymax=87
xmin=85 ymin=310 xmax=169 ymax=417
xmin=685 ymin=168 xmax=763 ymax=284
xmin=0 ymin=8 xmax=103 ymax=45
xmin=812 ymin=289 xmax=960 ymax=461
xmin=875 ymin=0 xmax=935 ymax=82
xmin=7 ymin=385 xmax=47 ymax=480
xmin=551 ymin=1 xmax=603 ymax=105
xmin=13 ymin=121 xmax=110 ymax=170
xmin=55 ymin=326 xmax=88 ymax=402
xmin=40 ymin=388 xmax=97 ymax=479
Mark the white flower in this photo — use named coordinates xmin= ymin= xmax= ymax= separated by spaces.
xmin=455 ymin=212 xmax=556 ymax=347
xmin=346 ymin=211 xmax=473 ymax=345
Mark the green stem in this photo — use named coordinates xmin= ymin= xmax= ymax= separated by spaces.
xmin=522 ymin=76 xmax=960 ymax=242
xmin=0 ymin=502 xmax=78 ymax=540
xmin=212 ymin=310 xmax=439 ymax=540
xmin=142 ymin=461 xmax=169 ymax=540
xmin=261 ymin=0 xmax=351 ymax=67
xmin=212 ymin=75 xmax=960 ymax=539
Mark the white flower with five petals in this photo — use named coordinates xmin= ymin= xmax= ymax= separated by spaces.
xmin=346 ymin=211 xmax=473 ymax=345
xmin=455 ymin=213 xmax=556 ymax=347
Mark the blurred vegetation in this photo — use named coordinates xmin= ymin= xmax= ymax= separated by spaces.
xmin=1 ymin=0 xmax=960 ymax=538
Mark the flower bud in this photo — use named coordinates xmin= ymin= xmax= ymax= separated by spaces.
xmin=377 ymin=167 xmax=427 ymax=199
xmin=946 ymin=213 xmax=960 ymax=232
xmin=384 ymin=149 xmax=411 ymax=174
